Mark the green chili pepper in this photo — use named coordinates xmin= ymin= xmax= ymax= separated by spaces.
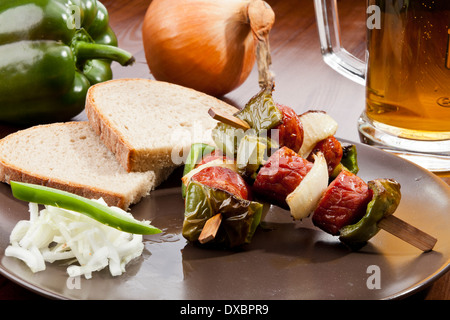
xmin=10 ymin=181 xmax=161 ymax=235
xmin=0 ymin=0 xmax=134 ymax=125
xmin=182 ymin=181 xmax=263 ymax=248
xmin=212 ymin=88 xmax=283 ymax=156
xmin=339 ymin=179 xmax=401 ymax=250
xmin=181 ymin=143 xmax=216 ymax=198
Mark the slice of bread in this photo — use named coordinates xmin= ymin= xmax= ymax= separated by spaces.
xmin=85 ymin=78 xmax=239 ymax=172
xmin=0 ymin=122 xmax=174 ymax=210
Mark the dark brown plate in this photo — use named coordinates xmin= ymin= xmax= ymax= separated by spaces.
xmin=0 ymin=141 xmax=449 ymax=300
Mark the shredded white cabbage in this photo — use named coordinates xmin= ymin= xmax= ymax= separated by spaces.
xmin=5 ymin=199 xmax=145 ymax=279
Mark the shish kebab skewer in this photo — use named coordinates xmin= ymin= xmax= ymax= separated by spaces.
xmin=207 ymin=107 xmax=437 ymax=252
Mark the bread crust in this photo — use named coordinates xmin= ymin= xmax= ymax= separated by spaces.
xmin=85 ymin=78 xmax=239 ymax=172
xmin=0 ymin=122 xmax=156 ymax=210
xmin=86 ymin=94 xmax=135 ymax=172
xmin=0 ymin=161 xmax=128 ymax=208
xmin=86 ymin=101 xmax=171 ymax=172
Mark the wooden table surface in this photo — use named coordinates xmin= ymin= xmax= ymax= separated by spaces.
xmin=0 ymin=0 xmax=449 ymax=300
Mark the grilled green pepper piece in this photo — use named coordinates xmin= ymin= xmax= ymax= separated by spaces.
xmin=236 ymin=134 xmax=277 ymax=180
xmin=340 ymin=144 xmax=359 ymax=175
xmin=237 ymin=88 xmax=283 ymax=131
xmin=182 ymin=181 xmax=263 ymax=248
xmin=10 ymin=181 xmax=161 ymax=235
xmin=330 ymin=144 xmax=360 ymax=179
xmin=212 ymin=88 xmax=283 ymax=156
xmin=339 ymin=179 xmax=401 ymax=250
xmin=0 ymin=0 xmax=134 ymax=125
xmin=181 ymin=143 xmax=216 ymax=198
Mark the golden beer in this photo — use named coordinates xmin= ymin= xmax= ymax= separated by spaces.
xmin=365 ymin=0 xmax=450 ymax=139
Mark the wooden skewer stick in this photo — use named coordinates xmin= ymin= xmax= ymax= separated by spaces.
xmin=198 ymin=213 xmax=223 ymax=244
xmin=208 ymin=108 xmax=250 ymax=130
xmin=378 ymin=215 xmax=437 ymax=252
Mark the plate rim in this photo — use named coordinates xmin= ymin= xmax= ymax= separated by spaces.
xmin=1 ymin=139 xmax=449 ymax=300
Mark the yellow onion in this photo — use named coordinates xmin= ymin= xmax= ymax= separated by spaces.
xmin=142 ymin=0 xmax=275 ymax=97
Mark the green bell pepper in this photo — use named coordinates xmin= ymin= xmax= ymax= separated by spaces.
xmin=339 ymin=179 xmax=401 ymax=250
xmin=0 ymin=0 xmax=134 ymax=125
xmin=211 ymin=88 xmax=282 ymax=157
xmin=340 ymin=144 xmax=359 ymax=175
xmin=10 ymin=181 xmax=161 ymax=235
xmin=236 ymin=88 xmax=283 ymax=131
xmin=182 ymin=181 xmax=263 ymax=248
xmin=181 ymin=143 xmax=216 ymax=198
xmin=330 ymin=143 xmax=360 ymax=179
xmin=236 ymin=134 xmax=274 ymax=180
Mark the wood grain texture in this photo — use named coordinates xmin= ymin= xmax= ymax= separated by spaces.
xmin=0 ymin=0 xmax=448 ymax=300
xmin=198 ymin=213 xmax=223 ymax=244
xmin=208 ymin=108 xmax=250 ymax=130
xmin=378 ymin=215 xmax=437 ymax=252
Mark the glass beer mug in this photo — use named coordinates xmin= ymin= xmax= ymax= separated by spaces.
xmin=314 ymin=0 xmax=450 ymax=172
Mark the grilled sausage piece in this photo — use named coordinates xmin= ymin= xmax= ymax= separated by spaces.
xmin=196 ymin=150 xmax=229 ymax=167
xmin=312 ymin=170 xmax=373 ymax=235
xmin=191 ymin=166 xmax=251 ymax=201
xmin=274 ymin=103 xmax=304 ymax=153
xmin=307 ymin=136 xmax=343 ymax=175
xmin=252 ymin=146 xmax=313 ymax=209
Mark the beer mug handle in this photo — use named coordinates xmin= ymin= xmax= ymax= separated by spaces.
xmin=313 ymin=0 xmax=366 ymax=86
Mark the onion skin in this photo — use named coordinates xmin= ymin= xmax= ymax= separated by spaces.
xmin=142 ymin=0 xmax=260 ymax=97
